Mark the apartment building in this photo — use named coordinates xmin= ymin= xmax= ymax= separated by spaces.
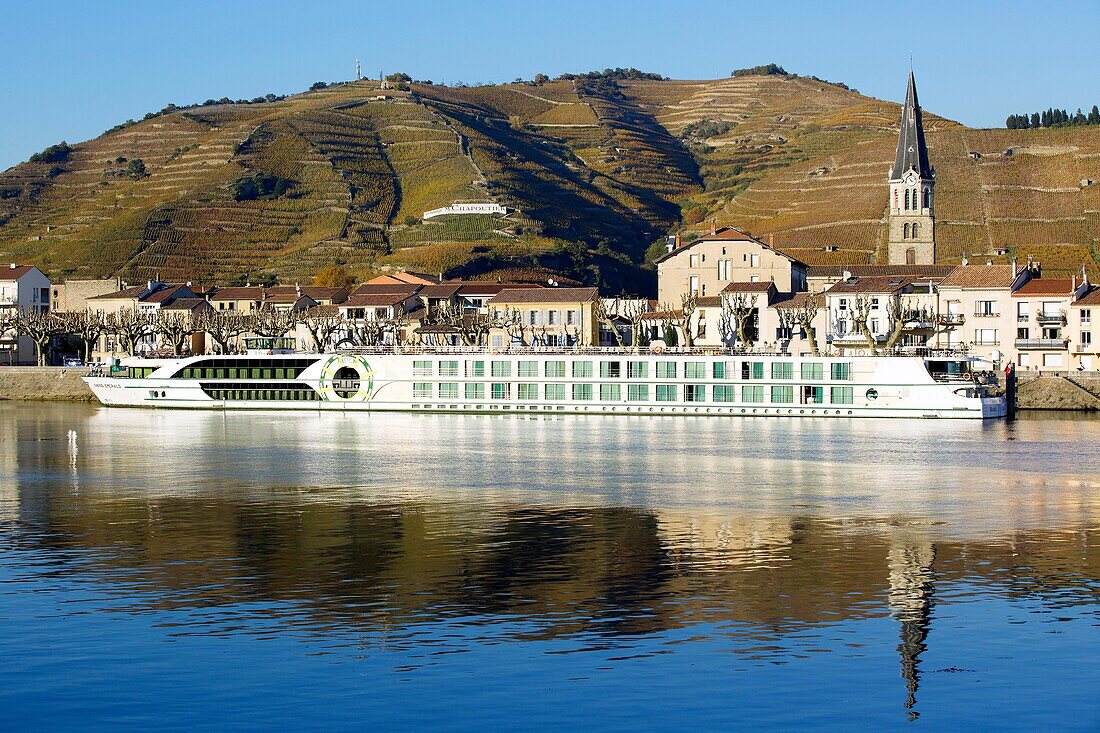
xmin=488 ymin=287 xmax=599 ymax=347
xmin=0 ymin=264 xmax=51 ymax=364
xmin=655 ymin=227 xmax=808 ymax=304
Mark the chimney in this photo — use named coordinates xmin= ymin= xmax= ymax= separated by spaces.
xmin=961 ymin=254 xmax=968 ymax=266
xmin=8 ymin=263 xmax=16 ymax=270
xmin=842 ymin=269 xmax=852 ymax=281
xmin=986 ymin=259 xmax=992 ymax=266
xmin=147 ymin=280 xmax=152 ymax=291
xmin=710 ymin=220 xmax=717 ymax=235
xmin=1012 ymin=258 xmax=1018 ymax=278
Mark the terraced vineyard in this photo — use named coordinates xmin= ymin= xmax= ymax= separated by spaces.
xmin=2 ymin=72 xmax=1099 ymax=290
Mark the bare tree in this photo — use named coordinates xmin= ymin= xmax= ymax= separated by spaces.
xmin=594 ymin=299 xmax=625 ymax=348
xmin=156 ymin=312 xmax=197 ymax=355
xmin=430 ymin=302 xmax=499 ymax=347
xmin=194 ymin=310 xmax=249 ymax=354
xmin=14 ymin=309 xmax=66 ymax=365
xmin=848 ymin=296 xmax=880 ymax=353
xmin=63 ymin=309 xmax=112 ymax=361
xmin=777 ymin=294 xmax=822 ymax=356
xmin=250 ymin=307 xmax=299 ymax=342
xmin=111 ymin=308 xmax=154 ymax=355
xmin=723 ymin=293 xmax=759 ymax=349
xmin=300 ymin=308 xmax=345 ymax=352
xmin=381 ymin=308 xmax=411 ymax=346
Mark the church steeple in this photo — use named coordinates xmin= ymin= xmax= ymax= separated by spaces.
xmin=886 ymin=69 xmax=936 ymax=265
xmin=890 ymin=71 xmax=934 ymax=182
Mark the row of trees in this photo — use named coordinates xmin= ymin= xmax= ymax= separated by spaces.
xmin=1006 ymin=105 xmax=1100 ymax=129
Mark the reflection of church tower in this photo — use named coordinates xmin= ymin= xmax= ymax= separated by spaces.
xmin=887 ymin=71 xmax=936 ymax=265
xmin=887 ymin=535 xmax=936 ymax=720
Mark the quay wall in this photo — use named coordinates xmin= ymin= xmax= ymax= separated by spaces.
xmin=0 ymin=367 xmax=96 ymax=402
xmin=1015 ymin=372 xmax=1100 ymax=411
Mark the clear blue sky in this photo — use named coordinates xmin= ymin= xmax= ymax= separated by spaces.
xmin=1 ymin=0 xmax=1097 ymax=170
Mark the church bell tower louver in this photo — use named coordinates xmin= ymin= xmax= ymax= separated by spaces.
xmin=887 ymin=71 xmax=935 ymax=265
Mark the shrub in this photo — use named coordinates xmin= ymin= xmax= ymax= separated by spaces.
xmin=683 ymin=208 xmax=706 ymax=225
xmin=28 ymin=142 xmax=72 ymax=164
xmin=403 ymin=215 xmax=420 ymax=227
xmin=126 ymin=159 xmax=146 ymax=178
xmin=731 ymin=63 xmax=788 ymax=77
xmin=310 ymin=81 xmax=328 ymax=91
xmin=232 ymin=173 xmax=295 ymax=201
xmin=312 ymin=264 xmax=353 ymax=289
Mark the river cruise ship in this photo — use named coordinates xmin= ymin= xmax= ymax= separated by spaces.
xmin=84 ymin=347 xmax=1007 ymax=419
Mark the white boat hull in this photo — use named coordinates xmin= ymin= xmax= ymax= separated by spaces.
xmin=84 ymin=352 xmax=1008 ymax=420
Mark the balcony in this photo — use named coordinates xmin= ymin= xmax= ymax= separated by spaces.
xmin=1015 ymin=338 xmax=1068 ymax=350
xmin=902 ymin=310 xmax=937 ymax=329
xmin=971 ymin=311 xmax=998 ymax=319
xmin=1036 ymin=312 xmax=1066 ymax=326
xmin=938 ymin=313 xmax=965 ymax=326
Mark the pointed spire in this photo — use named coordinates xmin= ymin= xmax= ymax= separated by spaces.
xmin=890 ymin=70 xmax=934 ymax=182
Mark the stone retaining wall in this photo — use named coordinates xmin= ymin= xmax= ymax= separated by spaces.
xmin=1015 ymin=372 xmax=1100 ymax=411
xmin=0 ymin=367 xmax=96 ymax=402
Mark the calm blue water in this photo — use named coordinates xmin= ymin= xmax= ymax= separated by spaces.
xmin=1 ymin=403 xmax=1098 ymax=730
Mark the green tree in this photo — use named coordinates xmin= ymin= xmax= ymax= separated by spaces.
xmin=126 ymin=159 xmax=146 ymax=178
xmin=1089 ymin=105 xmax=1100 ymax=125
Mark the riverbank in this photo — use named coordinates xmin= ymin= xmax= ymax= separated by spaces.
xmin=0 ymin=367 xmax=95 ymax=402
xmin=2 ymin=366 xmax=1099 ymax=410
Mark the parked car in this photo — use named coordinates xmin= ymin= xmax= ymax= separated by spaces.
xmin=62 ymin=356 xmax=84 ymax=367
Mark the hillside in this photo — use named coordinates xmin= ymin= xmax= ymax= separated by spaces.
xmin=2 ymin=71 xmax=1098 ymax=292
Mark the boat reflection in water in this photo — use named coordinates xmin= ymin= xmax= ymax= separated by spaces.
xmin=1 ymin=404 xmax=1099 ymax=727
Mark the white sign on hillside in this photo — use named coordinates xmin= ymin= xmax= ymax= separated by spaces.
xmin=423 ymin=202 xmax=507 ymax=219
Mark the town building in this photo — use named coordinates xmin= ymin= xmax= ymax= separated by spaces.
xmin=886 ymin=71 xmax=936 ymax=265
xmin=0 ymin=264 xmax=51 ymax=364
xmin=1011 ymin=277 xmax=1089 ymax=371
xmin=51 ymin=277 xmax=122 ymax=312
xmin=933 ymin=262 xmax=1035 ymax=362
xmin=86 ymin=281 xmax=200 ymax=356
xmin=487 ymin=287 xmax=599 ymax=347
xmin=1069 ymin=277 xmax=1100 ymax=370
xmin=655 ymin=227 xmax=808 ymax=304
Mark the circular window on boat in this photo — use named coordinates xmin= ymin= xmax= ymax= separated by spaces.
xmin=865 ymin=388 xmax=879 ymax=401
xmin=332 ymin=366 xmax=361 ymax=399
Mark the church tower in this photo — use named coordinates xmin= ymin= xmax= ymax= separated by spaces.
xmin=887 ymin=71 xmax=935 ymax=265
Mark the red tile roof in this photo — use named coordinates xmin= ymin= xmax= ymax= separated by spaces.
xmin=342 ymin=292 xmax=414 ymax=307
xmin=826 ymin=276 xmax=913 ymax=294
xmin=210 ymin=286 xmax=266 ymax=301
xmin=721 ymin=281 xmax=775 ymax=293
xmin=143 ymin=284 xmax=192 ymax=304
xmin=350 ymin=283 xmax=423 ymax=296
xmin=1012 ymin=279 xmax=1073 ymax=297
xmin=806 ymin=264 xmax=954 ymax=279
xmin=0 ymin=265 xmax=40 ymax=280
xmin=939 ymin=264 xmax=1018 ymax=289
xmin=489 ymin=287 xmax=598 ymax=304
xmin=1074 ymin=286 xmax=1100 ymax=306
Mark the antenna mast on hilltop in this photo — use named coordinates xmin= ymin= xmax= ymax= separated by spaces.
xmin=356 ymin=58 xmax=361 ymax=81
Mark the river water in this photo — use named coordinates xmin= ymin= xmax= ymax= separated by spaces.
xmin=0 ymin=403 xmax=1098 ymax=730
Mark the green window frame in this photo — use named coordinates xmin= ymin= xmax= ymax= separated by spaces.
xmin=544 ymin=383 xmax=566 ymax=401
xmin=465 ymin=383 xmax=485 ymax=399
xmin=599 ymin=361 xmax=622 ymax=378
xmin=656 ymin=361 xmax=677 ymax=378
xmin=517 ymin=383 xmax=538 ymax=400
xmin=771 ymin=385 xmax=794 ymax=404
xmin=413 ymin=382 xmax=432 ymax=398
xmin=801 ymin=362 xmax=824 ymax=380
xmin=438 ymin=383 xmax=459 ymax=399
xmin=830 ymin=386 xmax=854 ymax=404
xmin=438 ymin=360 xmax=459 ymax=377
xmin=803 ymin=386 xmax=825 ymax=404
xmin=600 ymin=384 xmax=621 ymax=401
xmin=413 ymin=360 xmax=433 ymax=377
xmin=627 ymin=361 xmax=648 ymax=378
xmin=771 ymin=362 xmax=793 ymax=380
xmin=742 ymin=362 xmax=764 ymax=380
xmin=656 ymin=384 xmax=677 ymax=402
xmin=467 ymin=360 xmax=485 ymax=377
xmin=572 ymin=361 xmax=593 ymax=378
xmin=684 ymin=362 xmax=706 ymax=379
xmin=517 ymin=360 xmax=538 ymax=378
xmin=572 ymin=384 xmax=593 ymax=401
xmin=627 ymin=384 xmax=649 ymax=401
xmin=491 ymin=383 xmax=510 ymax=399
xmin=491 ymin=361 xmax=511 ymax=378
xmin=831 ymin=362 xmax=851 ymax=381
xmin=712 ymin=385 xmax=736 ymax=402
xmin=712 ymin=361 xmax=726 ymax=379
xmin=684 ymin=384 xmax=706 ymax=402
xmin=742 ymin=385 xmax=764 ymax=403
xmin=545 ymin=361 xmax=566 ymax=378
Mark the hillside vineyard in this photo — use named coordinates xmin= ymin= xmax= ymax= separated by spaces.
xmin=2 ymin=72 xmax=1098 ymax=292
